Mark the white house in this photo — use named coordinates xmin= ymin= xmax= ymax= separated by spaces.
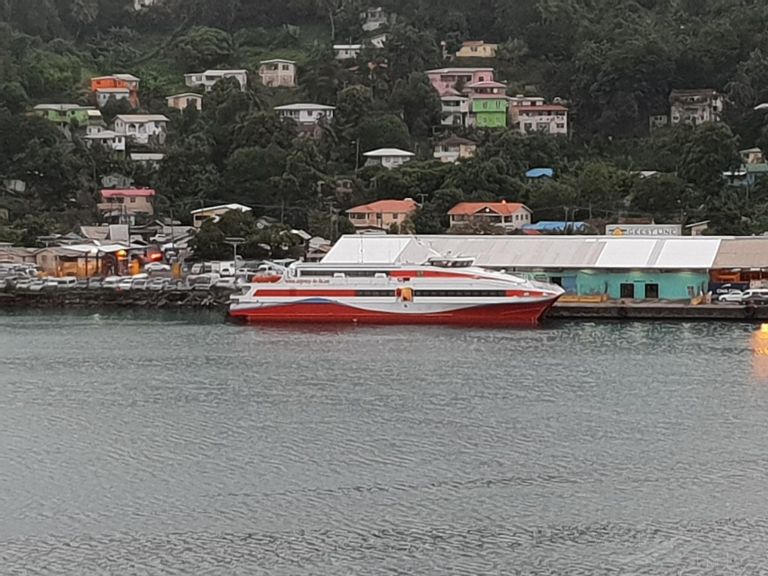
xmin=508 ymin=96 xmax=569 ymax=136
xmin=363 ymin=148 xmax=414 ymax=170
xmin=130 ymin=152 xmax=165 ymax=166
xmin=166 ymin=92 xmax=203 ymax=111
xmin=133 ymin=0 xmax=158 ymax=10
xmin=96 ymin=87 xmax=131 ymax=108
xmin=334 ymin=44 xmax=363 ymax=60
xmin=113 ymin=114 xmax=170 ymax=145
xmin=184 ymin=70 xmax=248 ymax=92
xmin=440 ymin=92 xmax=470 ymax=127
xmin=258 ymin=59 xmax=297 ymax=88
xmin=368 ymin=33 xmax=389 ymax=49
xmin=670 ymin=89 xmax=723 ymax=125
xmin=84 ymin=130 xmax=126 ymax=152
xmin=274 ymin=103 xmax=335 ymax=125
xmin=361 ymin=7 xmax=390 ymax=31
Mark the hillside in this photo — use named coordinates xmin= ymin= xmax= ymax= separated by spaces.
xmin=2 ymin=0 xmax=768 ymax=250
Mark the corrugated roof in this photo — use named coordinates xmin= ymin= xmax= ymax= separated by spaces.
xmin=713 ymin=238 xmax=768 ymax=268
xmin=347 ymin=199 xmax=418 ymax=214
xmin=324 ymin=235 xmax=727 ymax=270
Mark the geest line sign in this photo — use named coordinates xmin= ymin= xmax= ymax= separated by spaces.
xmin=605 ymin=224 xmax=683 ymax=236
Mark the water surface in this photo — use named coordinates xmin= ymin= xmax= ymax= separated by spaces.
xmin=2 ymin=311 xmax=768 ymax=574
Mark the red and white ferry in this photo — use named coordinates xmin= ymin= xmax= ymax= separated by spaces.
xmin=229 ymin=257 xmax=564 ymax=326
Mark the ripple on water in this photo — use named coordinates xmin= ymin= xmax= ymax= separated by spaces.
xmin=1 ymin=313 xmax=768 ymax=574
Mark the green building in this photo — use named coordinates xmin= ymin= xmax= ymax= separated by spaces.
xmin=467 ymin=80 xmax=509 ymax=128
xmin=33 ymin=104 xmax=95 ymax=127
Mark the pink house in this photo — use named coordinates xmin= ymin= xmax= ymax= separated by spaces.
xmin=426 ymin=67 xmax=495 ymax=96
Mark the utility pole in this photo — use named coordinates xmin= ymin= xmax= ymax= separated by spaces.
xmin=354 ymin=139 xmax=361 ymax=173
xmin=224 ymin=237 xmax=245 ymax=268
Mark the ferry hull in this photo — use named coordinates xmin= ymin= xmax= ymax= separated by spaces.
xmin=229 ymin=299 xmax=559 ymax=326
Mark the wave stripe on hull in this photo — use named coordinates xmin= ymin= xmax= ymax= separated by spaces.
xmin=229 ymin=300 xmax=558 ymax=326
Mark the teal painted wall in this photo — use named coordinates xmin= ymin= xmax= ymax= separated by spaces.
xmin=577 ymin=270 xmax=709 ymax=300
xmin=515 ymin=269 xmax=709 ymax=300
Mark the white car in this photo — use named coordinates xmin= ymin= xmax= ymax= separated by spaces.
xmin=214 ymin=277 xmax=238 ymax=289
xmin=56 ymin=277 xmax=78 ymax=289
xmin=102 ymin=276 xmax=123 ymax=289
xmin=117 ymin=277 xmax=134 ymax=291
xmin=718 ymin=291 xmax=744 ymax=303
xmin=145 ymin=262 xmax=171 ymax=273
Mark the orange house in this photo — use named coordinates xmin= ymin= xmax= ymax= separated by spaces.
xmin=346 ymin=198 xmax=419 ymax=232
xmin=90 ymin=74 xmax=140 ymax=107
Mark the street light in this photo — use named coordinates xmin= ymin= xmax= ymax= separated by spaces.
xmin=224 ymin=237 xmax=245 ymax=269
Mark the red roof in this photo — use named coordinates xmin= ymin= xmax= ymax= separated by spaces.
xmin=347 ymin=199 xmax=419 ymax=214
xmin=515 ymin=104 xmax=568 ymax=112
xmin=100 ymin=188 xmax=156 ymax=199
xmin=448 ymin=201 xmax=529 ymax=216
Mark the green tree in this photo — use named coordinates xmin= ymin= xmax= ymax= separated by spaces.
xmin=173 ymin=27 xmax=235 ymax=70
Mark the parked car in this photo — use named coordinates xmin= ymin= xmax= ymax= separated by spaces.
xmin=214 ymin=277 xmax=238 ymax=289
xmin=148 ymin=277 xmax=170 ymax=291
xmin=165 ymin=279 xmax=190 ymax=291
xmin=145 ymin=262 xmax=171 ymax=273
xmin=192 ymin=274 xmax=218 ymax=291
xmin=88 ymin=278 xmax=104 ymax=289
xmin=75 ymin=278 xmax=90 ymax=289
xmin=117 ymin=277 xmax=135 ymax=291
xmin=102 ymin=276 xmax=123 ymax=289
xmin=718 ymin=291 xmax=744 ymax=303
xmin=742 ymin=289 xmax=768 ymax=304
xmin=12 ymin=277 xmax=32 ymax=290
xmin=132 ymin=278 xmax=149 ymax=290
xmin=28 ymin=280 xmax=47 ymax=292
xmin=56 ymin=277 xmax=78 ymax=289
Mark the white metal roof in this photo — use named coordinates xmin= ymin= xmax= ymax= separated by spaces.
xmin=363 ymin=148 xmax=414 ymax=157
xmin=190 ymin=203 xmax=252 ymax=215
xmin=259 ymin=59 xmax=296 ymax=64
xmin=334 ymin=44 xmax=363 ymax=49
xmin=323 ymin=236 xmax=418 ymax=264
xmin=324 ymin=235 xmax=725 ymax=269
xmin=115 ymin=114 xmax=170 ymax=123
xmin=274 ymin=103 xmax=336 ymax=111
xmin=167 ymin=92 xmax=203 ymax=99
xmin=34 ymin=103 xmax=89 ymax=111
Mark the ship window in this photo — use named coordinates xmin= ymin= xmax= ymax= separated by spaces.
xmin=414 ymin=290 xmax=506 ymax=297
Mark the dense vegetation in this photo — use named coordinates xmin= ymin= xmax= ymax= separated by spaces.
xmin=3 ymin=0 xmax=768 ymax=246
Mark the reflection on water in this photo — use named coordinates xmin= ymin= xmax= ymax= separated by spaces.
xmin=3 ymin=312 xmax=768 ymax=574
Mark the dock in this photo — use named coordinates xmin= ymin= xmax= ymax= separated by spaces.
xmin=550 ymin=301 xmax=768 ymax=321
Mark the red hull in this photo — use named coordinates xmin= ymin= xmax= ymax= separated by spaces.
xmin=229 ymin=300 xmax=558 ymax=326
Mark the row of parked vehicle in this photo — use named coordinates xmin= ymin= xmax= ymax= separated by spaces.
xmin=717 ymin=288 xmax=768 ymax=304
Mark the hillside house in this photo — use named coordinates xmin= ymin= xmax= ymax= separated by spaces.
xmin=334 ymin=44 xmax=363 ymax=60
xmin=368 ymin=33 xmax=389 ymax=49
xmin=274 ymin=103 xmax=335 ymax=130
xmin=509 ymin=96 xmax=568 ymax=135
xmin=456 ymin=41 xmax=499 ymax=58
xmin=113 ymin=114 xmax=169 ymax=145
xmin=166 ymin=92 xmax=203 ymax=111
xmin=258 ymin=59 xmax=297 ymax=88
xmin=361 ymin=7 xmax=390 ymax=31
xmin=91 ymin=74 xmax=140 ymax=107
xmin=426 ymin=67 xmax=495 ymax=96
xmin=130 ymin=152 xmax=165 ymax=166
xmin=84 ymin=130 xmax=126 ymax=151
xmin=363 ymin=148 xmax=414 ymax=169
xmin=448 ymin=201 xmax=532 ymax=232
xmin=433 ymin=135 xmax=477 ymax=163
xmin=98 ymin=188 xmax=155 ymax=224
xmin=33 ymin=104 xmax=94 ymax=128
xmin=741 ymin=147 xmax=765 ymax=165
xmin=440 ymin=91 xmax=471 ymax=126
xmin=465 ymin=80 xmax=508 ymax=128
xmin=133 ymin=0 xmax=158 ymax=9
xmin=670 ymin=89 xmax=723 ymax=125
xmin=184 ymin=70 xmax=247 ymax=92
xmin=95 ymin=87 xmax=131 ymax=108
xmin=191 ymin=203 xmax=252 ymax=227
xmin=346 ymin=199 xmax=419 ymax=232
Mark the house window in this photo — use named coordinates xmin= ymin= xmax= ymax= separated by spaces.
xmin=524 ymin=123 xmax=533 ymax=131
xmin=129 ymin=197 xmax=136 ymax=203
xmin=392 ymin=213 xmax=399 ymax=220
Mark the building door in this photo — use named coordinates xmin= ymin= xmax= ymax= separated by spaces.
xmin=645 ymin=283 xmax=659 ymax=299
xmin=620 ymin=283 xmax=635 ymax=299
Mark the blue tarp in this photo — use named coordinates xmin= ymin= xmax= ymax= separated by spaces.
xmin=525 ymin=167 xmax=554 ymax=179
xmin=523 ymin=221 xmax=587 ymax=232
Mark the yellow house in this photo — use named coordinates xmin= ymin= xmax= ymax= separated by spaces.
xmin=456 ymin=41 xmax=499 ymax=59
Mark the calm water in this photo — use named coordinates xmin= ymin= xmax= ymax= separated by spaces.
xmin=3 ymin=312 xmax=768 ymax=574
